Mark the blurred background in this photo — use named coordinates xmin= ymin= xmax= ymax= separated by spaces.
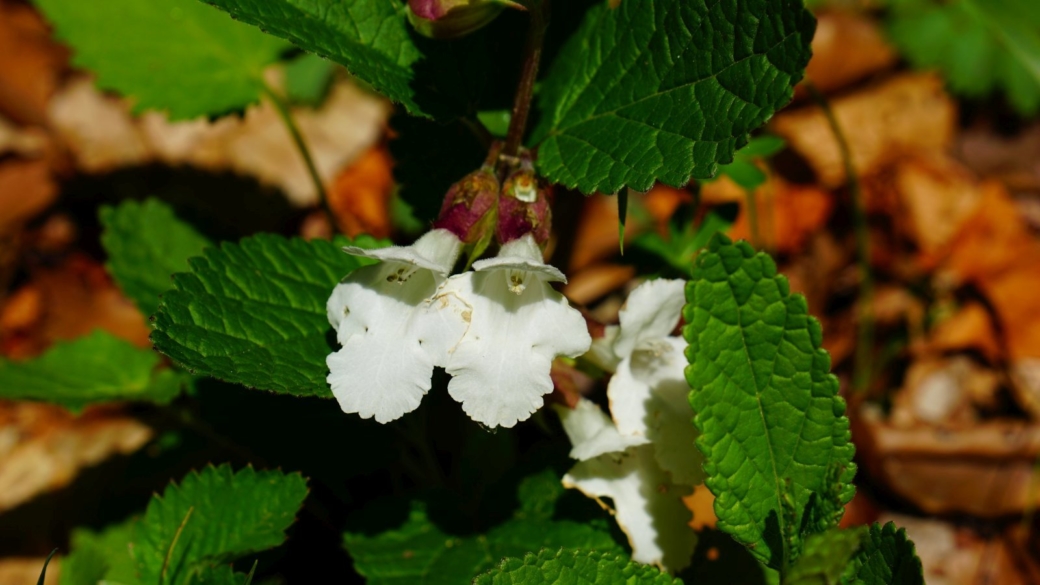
xmin=1 ymin=0 xmax=1039 ymax=583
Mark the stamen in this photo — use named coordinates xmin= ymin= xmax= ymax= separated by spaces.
xmin=508 ymin=270 xmax=527 ymax=294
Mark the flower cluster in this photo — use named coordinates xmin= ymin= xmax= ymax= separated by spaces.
xmin=555 ymin=278 xmax=703 ymax=572
xmin=326 ymin=153 xmax=589 ymax=428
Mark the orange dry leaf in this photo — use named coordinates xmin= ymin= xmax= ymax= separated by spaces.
xmin=0 ymin=159 xmax=57 ymax=229
xmin=893 ymin=154 xmax=985 ymax=256
xmin=728 ymin=179 xmax=833 ymax=254
xmin=772 ymin=73 xmax=956 ymax=188
xmin=683 ymin=484 xmax=717 ymax=530
xmin=0 ymin=1 xmax=68 ymax=125
xmin=329 ymin=145 xmax=395 ymax=239
xmin=801 ymin=10 xmax=897 ymax=95
xmin=927 ymin=302 xmax=1001 ymax=364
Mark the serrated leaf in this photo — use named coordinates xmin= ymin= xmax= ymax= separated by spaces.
xmin=887 ymin=0 xmax=1040 ymax=116
xmin=785 ymin=527 xmax=865 ymax=585
xmin=202 ymin=0 xmax=486 ymax=119
xmin=35 ymin=0 xmax=289 ymax=119
xmin=151 ymin=234 xmax=384 ymax=397
xmin=683 ymin=235 xmax=856 ymax=571
xmin=474 ymin=549 xmax=681 ymax=585
xmin=60 ymin=520 xmax=139 ymax=585
xmin=134 ymin=465 xmax=308 ymax=585
xmin=842 ymin=523 xmax=924 ymax=585
xmin=342 ymin=471 xmax=621 ymax=585
xmin=0 ymin=330 xmax=185 ymax=412
xmin=101 ymin=199 xmax=213 ymax=317
xmin=532 ymin=0 xmax=815 ymax=194
xmin=285 ymin=53 xmax=336 ymax=107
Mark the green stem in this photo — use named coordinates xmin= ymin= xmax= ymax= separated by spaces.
xmin=808 ymin=83 xmax=874 ymax=393
xmin=502 ymin=0 xmax=548 ymax=161
xmin=263 ymin=82 xmax=335 ymax=224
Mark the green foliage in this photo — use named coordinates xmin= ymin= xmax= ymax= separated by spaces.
xmin=843 ymin=523 xmax=925 ymax=585
xmin=886 ymin=0 xmax=1040 ymax=116
xmin=473 ymin=549 xmax=680 ymax=585
xmin=0 ymin=330 xmax=185 ymax=412
xmin=709 ymin=135 xmax=786 ymax=191
xmin=151 ymin=234 xmax=384 ymax=397
xmin=634 ymin=204 xmax=737 ymax=275
xmin=35 ymin=0 xmax=289 ymax=119
xmin=134 ymin=465 xmax=308 ymax=585
xmin=101 ymin=199 xmax=213 ymax=317
xmin=342 ymin=471 xmax=621 ymax=584
xmin=60 ymin=520 xmax=139 ymax=585
xmin=284 ymin=53 xmax=337 ymax=107
xmin=784 ymin=527 xmax=865 ymax=585
xmin=531 ymin=0 xmax=815 ymax=194
xmin=202 ymin=0 xmax=485 ymax=119
xmin=684 ymin=235 xmax=856 ymax=572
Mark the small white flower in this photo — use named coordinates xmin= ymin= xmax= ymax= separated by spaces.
xmin=437 ymin=234 xmax=591 ymax=428
xmin=558 ymin=400 xmax=695 ymax=572
xmin=326 ymin=229 xmax=469 ymax=423
xmin=556 ymin=278 xmax=704 ymax=572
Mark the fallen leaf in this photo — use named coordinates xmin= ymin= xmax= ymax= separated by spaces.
xmin=563 ymin=263 xmax=636 ymax=306
xmin=727 ymin=178 xmax=833 ymax=254
xmin=894 ymin=154 xmax=985 ymax=256
xmin=683 ymin=484 xmax=717 ymax=531
xmin=0 ymin=556 xmax=59 ymax=585
xmin=0 ymin=1 xmax=68 ymax=125
xmin=329 ymin=145 xmax=394 ymax=238
xmin=47 ymin=77 xmax=150 ymax=173
xmin=926 ymin=302 xmax=1002 ymax=364
xmin=801 ymin=10 xmax=897 ymax=95
xmin=0 ymin=159 xmax=57 ymax=229
xmin=772 ymin=73 xmax=956 ymax=188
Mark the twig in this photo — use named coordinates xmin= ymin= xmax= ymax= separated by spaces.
xmin=502 ymin=0 xmax=548 ymax=161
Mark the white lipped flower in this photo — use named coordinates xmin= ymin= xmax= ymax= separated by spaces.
xmin=555 ymin=278 xmax=704 ymax=572
xmin=326 ymin=229 xmax=469 ymax=424
xmin=436 ymin=234 xmax=592 ymax=428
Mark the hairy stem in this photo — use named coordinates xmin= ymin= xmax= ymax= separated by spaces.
xmin=263 ymin=83 xmax=335 ymax=224
xmin=502 ymin=0 xmax=548 ymax=161
xmin=808 ymin=83 xmax=874 ymax=393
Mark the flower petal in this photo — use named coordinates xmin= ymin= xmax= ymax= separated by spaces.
xmin=563 ymin=445 xmax=696 ymax=572
xmin=441 ymin=269 xmax=591 ymax=428
xmin=584 ymin=325 xmax=621 ymax=373
xmin=472 ymin=234 xmax=565 ymax=283
xmin=555 ymin=398 xmax=648 ymax=461
xmin=342 ymin=228 xmax=461 ymax=274
xmin=612 ymin=278 xmax=686 ymax=358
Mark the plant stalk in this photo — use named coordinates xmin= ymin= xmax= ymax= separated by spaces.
xmin=502 ymin=0 xmax=548 ymax=161
xmin=807 ymin=83 xmax=874 ymax=393
xmin=263 ymin=83 xmax=335 ymax=225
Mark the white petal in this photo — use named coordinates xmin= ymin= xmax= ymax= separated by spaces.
xmin=329 ymin=263 xmax=444 ymax=345
xmin=343 ymin=228 xmax=461 ymax=274
xmin=554 ymin=399 xmax=648 ymax=461
xmin=609 ymin=337 xmax=703 ymax=485
xmin=441 ymin=270 xmax=591 ymax=428
xmin=563 ymin=445 xmax=696 ymax=572
xmin=613 ymin=278 xmax=686 ymax=358
xmin=473 ymin=234 xmax=566 ymax=283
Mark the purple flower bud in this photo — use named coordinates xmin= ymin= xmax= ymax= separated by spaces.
xmin=433 ymin=167 xmax=500 ymax=246
xmin=407 ymin=0 xmax=514 ymax=39
xmin=496 ymin=167 xmax=552 ymax=246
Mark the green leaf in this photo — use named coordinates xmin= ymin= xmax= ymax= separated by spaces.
xmin=60 ymin=520 xmax=139 ymax=585
xmin=134 ymin=465 xmax=308 ymax=585
xmin=532 ymin=0 xmax=815 ymax=194
xmin=285 ymin=53 xmax=337 ymax=107
xmin=887 ymin=0 xmax=1040 ymax=116
xmin=784 ymin=527 xmax=865 ymax=585
xmin=202 ymin=0 xmax=486 ymax=119
xmin=101 ymin=199 xmax=213 ymax=317
xmin=842 ymin=523 xmax=924 ymax=585
xmin=473 ymin=549 xmax=681 ymax=585
xmin=342 ymin=471 xmax=621 ymax=584
xmin=683 ymin=235 xmax=856 ymax=571
xmin=0 ymin=330 xmax=185 ymax=412
xmin=151 ymin=234 xmax=384 ymax=397
xmin=35 ymin=0 xmax=289 ymax=119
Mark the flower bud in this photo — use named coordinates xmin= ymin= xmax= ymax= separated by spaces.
xmin=407 ymin=0 xmax=514 ymax=39
xmin=433 ymin=166 xmax=499 ymax=259
xmin=496 ymin=165 xmax=552 ymax=246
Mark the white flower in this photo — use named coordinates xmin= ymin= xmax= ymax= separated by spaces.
xmin=437 ymin=234 xmax=591 ymax=428
xmin=555 ymin=278 xmax=704 ymax=572
xmin=326 ymin=229 xmax=469 ymax=423
xmin=558 ymin=400 xmax=695 ymax=572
